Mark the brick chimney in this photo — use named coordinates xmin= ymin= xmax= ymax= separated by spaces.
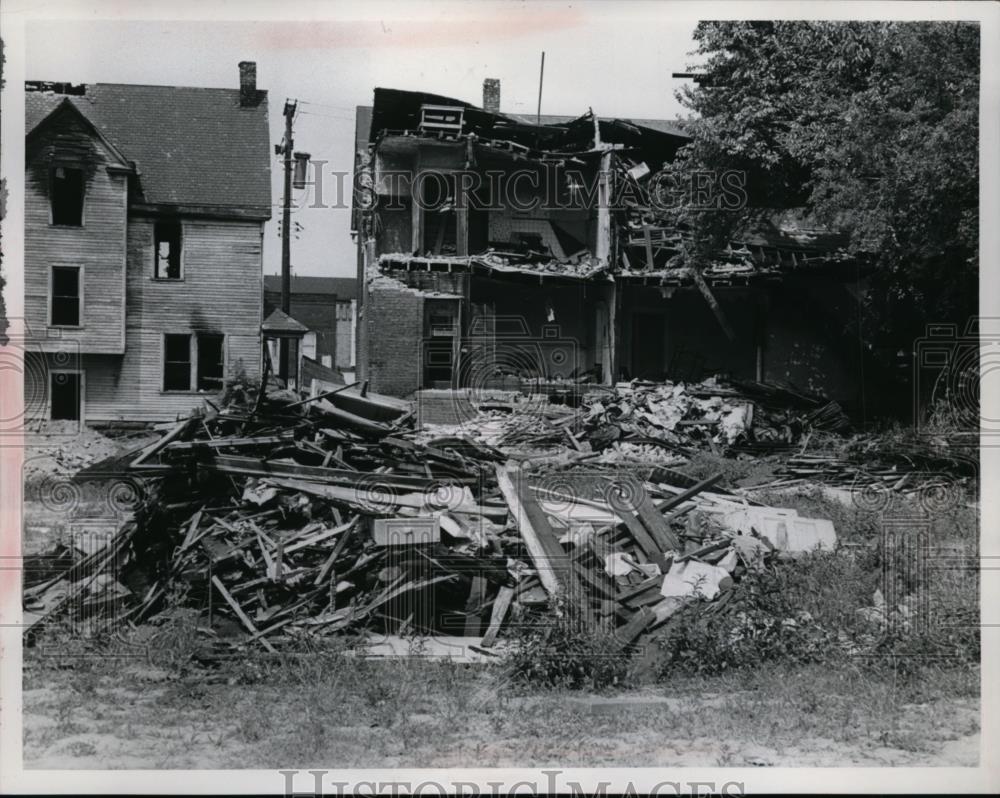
xmin=239 ymin=61 xmax=257 ymax=107
xmin=483 ymin=78 xmax=500 ymax=114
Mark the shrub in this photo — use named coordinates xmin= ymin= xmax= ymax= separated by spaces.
xmin=652 ymin=564 xmax=839 ymax=677
xmin=503 ymin=599 xmax=632 ymax=691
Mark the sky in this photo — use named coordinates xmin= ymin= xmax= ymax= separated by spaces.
xmin=24 ymin=3 xmax=700 ymax=278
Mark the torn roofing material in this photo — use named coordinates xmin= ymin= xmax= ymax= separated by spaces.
xmin=362 ymin=87 xmax=690 ymax=155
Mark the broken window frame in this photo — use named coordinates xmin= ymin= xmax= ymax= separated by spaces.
xmin=49 ymin=166 xmax=85 ymax=227
xmin=163 ymin=333 xmax=193 ymax=392
xmin=153 ymin=219 xmax=184 ymax=280
xmin=49 ymin=265 xmax=83 ymax=327
xmin=196 ymin=333 xmax=226 ymax=392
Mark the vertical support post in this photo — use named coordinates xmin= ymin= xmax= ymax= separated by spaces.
xmin=279 ymin=99 xmax=297 ymax=384
xmin=596 ymin=150 xmax=612 ymax=265
xmin=411 ymin=155 xmax=424 ymax=255
xmin=536 ymin=52 xmax=545 ymax=126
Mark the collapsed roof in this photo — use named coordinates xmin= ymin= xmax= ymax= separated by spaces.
xmin=356 ymin=88 xmax=865 ymax=286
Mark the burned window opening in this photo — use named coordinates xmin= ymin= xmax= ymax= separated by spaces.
xmin=51 ymin=266 xmax=81 ymax=326
xmin=49 ymin=372 xmax=81 ymax=421
xmin=50 ymin=166 xmax=84 ymax=227
xmin=155 ymin=221 xmax=183 ymax=279
xmin=163 ymin=333 xmax=192 ymax=391
xmin=197 ymin=334 xmax=225 ymax=392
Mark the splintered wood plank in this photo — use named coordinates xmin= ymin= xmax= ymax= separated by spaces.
xmin=283 ymin=518 xmax=355 ymax=554
xmin=211 ymin=575 xmax=277 ymax=653
xmin=635 ymin=494 xmax=681 ymax=552
xmin=480 ymin=585 xmax=515 ymax=648
xmin=657 ymin=473 xmax=724 ymax=513
xmin=571 ymin=560 xmax=616 ymax=601
xmin=618 ymin=511 xmax=667 ymax=568
xmin=613 ymin=607 xmax=656 ymax=650
xmin=494 ymin=465 xmax=562 ymax=598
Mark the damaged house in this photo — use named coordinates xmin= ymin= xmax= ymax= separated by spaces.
xmin=352 ymin=82 xmax=867 ymax=410
xmin=23 ymin=63 xmax=271 ymax=423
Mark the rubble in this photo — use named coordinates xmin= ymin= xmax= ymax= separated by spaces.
xmin=27 ymin=366 xmax=971 ymax=664
xmin=23 ymin=378 xmax=843 ymax=658
xmin=579 ymin=376 xmax=849 ymax=459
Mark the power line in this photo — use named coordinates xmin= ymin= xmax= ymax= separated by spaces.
xmin=298 ymin=99 xmax=358 ymax=113
xmin=297 ymin=109 xmax=355 ymax=122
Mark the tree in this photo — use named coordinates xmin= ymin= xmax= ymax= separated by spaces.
xmin=670 ymin=21 xmax=979 ymax=375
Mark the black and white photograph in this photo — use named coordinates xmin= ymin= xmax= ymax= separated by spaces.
xmin=0 ymin=0 xmax=997 ymax=793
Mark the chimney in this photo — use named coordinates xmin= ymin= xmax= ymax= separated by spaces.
xmin=483 ymin=78 xmax=500 ymax=114
xmin=239 ymin=61 xmax=257 ymax=107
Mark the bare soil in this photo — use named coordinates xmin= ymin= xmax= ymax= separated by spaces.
xmin=22 ymin=652 xmax=979 ymax=769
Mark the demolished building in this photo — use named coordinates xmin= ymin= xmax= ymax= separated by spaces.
xmin=352 ymin=83 xmax=869 ymax=413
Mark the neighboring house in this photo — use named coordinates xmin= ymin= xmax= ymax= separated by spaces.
xmin=24 ymin=63 xmax=271 ymax=423
xmin=351 ymin=81 xmax=868 ymax=407
xmin=262 ymin=275 xmax=357 ymax=372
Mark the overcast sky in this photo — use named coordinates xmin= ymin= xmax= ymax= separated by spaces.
xmin=25 ymin=5 xmax=699 ymax=278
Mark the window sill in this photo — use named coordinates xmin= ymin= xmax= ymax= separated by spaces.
xmin=152 ymin=277 xmax=185 ymax=282
xmin=49 ymin=224 xmax=85 ymax=229
xmin=49 ymin=324 xmax=84 ymax=330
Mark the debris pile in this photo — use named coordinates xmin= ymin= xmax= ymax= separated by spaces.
xmin=579 ymin=376 xmax=850 ymax=460
xmin=22 ymin=381 xmax=838 ymax=656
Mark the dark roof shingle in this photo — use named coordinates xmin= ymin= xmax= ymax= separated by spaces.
xmin=26 ymin=83 xmax=272 ymax=216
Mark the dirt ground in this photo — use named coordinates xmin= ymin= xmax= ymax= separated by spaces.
xmin=21 ymin=652 xmax=979 ymax=769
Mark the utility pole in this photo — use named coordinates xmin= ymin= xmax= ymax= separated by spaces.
xmin=279 ymin=99 xmax=297 ymax=384
xmin=536 ymin=51 xmax=545 ymax=126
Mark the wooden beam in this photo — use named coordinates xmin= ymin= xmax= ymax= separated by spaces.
xmin=643 ymin=225 xmax=655 ymax=270
xmin=617 ymin=510 xmax=666 ymax=568
xmin=635 ymin=494 xmax=681 ymax=552
xmin=612 ymin=607 xmax=655 ymax=650
xmin=691 ymin=267 xmax=736 ymax=341
xmin=494 ymin=465 xmax=562 ymax=598
xmin=480 ymin=585 xmax=515 ymax=647
xmin=658 ymin=473 xmax=724 ymax=514
xmin=211 ymin=575 xmax=277 ymax=653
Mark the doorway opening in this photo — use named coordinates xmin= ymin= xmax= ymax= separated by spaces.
xmin=50 ymin=371 xmax=82 ymax=420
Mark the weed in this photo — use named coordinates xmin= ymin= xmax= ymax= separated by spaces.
xmin=63 ymin=740 xmax=97 ymax=758
xmin=503 ymin=599 xmax=633 ymax=690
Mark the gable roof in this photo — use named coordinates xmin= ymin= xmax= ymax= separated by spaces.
xmin=26 ymin=97 xmax=134 ymax=170
xmin=263 ymin=275 xmax=357 ymax=300
xmin=262 ymin=308 xmax=309 ymax=335
xmin=26 ymin=83 xmax=272 ymax=218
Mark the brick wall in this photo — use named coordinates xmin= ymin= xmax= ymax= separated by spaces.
xmin=366 ymin=279 xmax=424 ymax=396
xmin=385 ymin=269 xmax=469 ymax=297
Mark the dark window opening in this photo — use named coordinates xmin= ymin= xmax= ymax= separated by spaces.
xmin=421 ymin=178 xmax=457 ymax=255
xmin=163 ymin=334 xmax=192 ymax=391
xmin=197 ymin=334 xmax=225 ymax=391
xmin=154 ymin=221 xmax=183 ymax=279
xmin=50 ymin=167 xmax=84 ymax=226
xmin=51 ymin=266 xmax=80 ymax=326
xmin=50 ymin=372 xmax=81 ymax=420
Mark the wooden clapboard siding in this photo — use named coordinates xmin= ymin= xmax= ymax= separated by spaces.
xmin=24 ymin=110 xmax=127 ymax=354
xmin=87 ymin=217 xmax=265 ymax=421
